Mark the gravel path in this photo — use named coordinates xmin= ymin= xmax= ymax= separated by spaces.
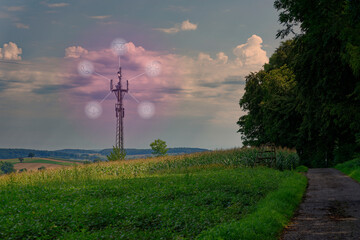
xmin=282 ymin=168 xmax=360 ymax=240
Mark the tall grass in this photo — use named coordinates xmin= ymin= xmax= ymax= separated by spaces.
xmin=335 ymin=157 xmax=360 ymax=182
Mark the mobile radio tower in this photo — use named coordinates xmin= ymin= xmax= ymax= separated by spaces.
xmin=79 ymin=38 xmax=160 ymax=151
xmin=110 ymin=66 xmax=128 ymax=150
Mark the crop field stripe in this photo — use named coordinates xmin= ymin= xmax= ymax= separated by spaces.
xmin=0 ymin=148 xmax=300 ymax=186
xmin=24 ymin=159 xmax=74 ymax=165
xmin=196 ymin=172 xmax=307 ymax=240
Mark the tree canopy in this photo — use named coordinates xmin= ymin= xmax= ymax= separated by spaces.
xmin=0 ymin=162 xmax=15 ymax=174
xmin=238 ymin=0 xmax=360 ymax=167
xmin=150 ymin=139 xmax=168 ymax=157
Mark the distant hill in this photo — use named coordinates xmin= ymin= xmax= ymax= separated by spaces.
xmin=99 ymin=148 xmax=209 ymax=156
xmin=0 ymin=148 xmax=209 ymax=161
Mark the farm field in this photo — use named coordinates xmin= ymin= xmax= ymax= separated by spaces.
xmin=0 ymin=158 xmax=81 ymax=171
xmin=0 ymin=148 xmax=306 ymax=239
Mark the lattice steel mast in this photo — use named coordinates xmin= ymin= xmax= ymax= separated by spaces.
xmin=111 ymin=66 xmax=128 ymax=150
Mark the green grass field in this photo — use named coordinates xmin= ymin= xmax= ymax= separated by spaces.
xmin=24 ymin=159 xmax=74 ymax=166
xmin=335 ymin=157 xmax=360 ymax=183
xmin=0 ymin=148 xmax=306 ymax=239
xmin=0 ymin=158 xmax=77 ymax=166
xmin=46 ymin=157 xmax=85 ymax=163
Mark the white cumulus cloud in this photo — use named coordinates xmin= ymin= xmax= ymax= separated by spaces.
xmin=233 ymin=34 xmax=268 ymax=66
xmin=64 ymin=46 xmax=88 ymax=58
xmin=0 ymin=42 xmax=22 ymax=60
xmin=155 ymin=20 xmax=198 ymax=34
xmin=180 ymin=20 xmax=197 ymax=31
xmin=216 ymin=52 xmax=228 ymax=64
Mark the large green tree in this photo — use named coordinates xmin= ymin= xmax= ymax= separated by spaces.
xmin=150 ymin=139 xmax=168 ymax=157
xmin=274 ymin=0 xmax=360 ymax=166
xmin=239 ymin=0 xmax=360 ymax=167
xmin=238 ymin=40 xmax=300 ymax=148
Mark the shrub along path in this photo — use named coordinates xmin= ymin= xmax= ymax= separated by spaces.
xmin=282 ymin=168 xmax=360 ymax=240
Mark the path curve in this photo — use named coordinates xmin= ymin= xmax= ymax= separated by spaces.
xmin=282 ymin=168 xmax=360 ymax=240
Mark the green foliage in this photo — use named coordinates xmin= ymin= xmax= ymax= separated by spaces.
xmin=106 ymin=146 xmax=126 ymax=161
xmin=333 ymin=143 xmax=357 ymax=165
xmin=25 ymin=159 xmax=73 ymax=166
xmin=28 ymin=152 xmax=35 ymax=158
xmin=0 ymin=149 xmax=305 ymax=239
xmin=264 ymin=40 xmax=295 ymax=72
xmin=197 ymin=172 xmax=307 ymax=240
xmin=38 ymin=166 xmax=46 ymax=171
xmin=18 ymin=168 xmax=27 ymax=173
xmin=150 ymin=139 xmax=168 ymax=156
xmin=18 ymin=157 xmax=24 ymax=163
xmin=276 ymin=150 xmax=299 ymax=171
xmin=0 ymin=162 xmax=15 ymax=174
xmin=335 ymin=158 xmax=360 ymax=183
xmin=238 ymin=1 xmax=360 ymax=167
xmin=238 ymin=46 xmax=300 ymax=148
xmin=295 ymin=165 xmax=308 ymax=173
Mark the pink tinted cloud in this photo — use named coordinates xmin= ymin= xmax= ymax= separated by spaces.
xmin=63 ymin=42 xmax=183 ymax=123
xmin=62 ymin=35 xmax=268 ymax=128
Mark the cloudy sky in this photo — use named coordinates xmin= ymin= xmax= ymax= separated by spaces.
xmin=0 ymin=0 xmax=288 ymax=150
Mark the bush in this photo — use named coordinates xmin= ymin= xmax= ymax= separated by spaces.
xmin=295 ymin=165 xmax=308 ymax=173
xmin=18 ymin=168 xmax=27 ymax=173
xmin=107 ymin=146 xmax=126 ymax=161
xmin=0 ymin=162 xmax=15 ymax=174
xmin=38 ymin=166 xmax=46 ymax=171
xmin=335 ymin=158 xmax=360 ymax=182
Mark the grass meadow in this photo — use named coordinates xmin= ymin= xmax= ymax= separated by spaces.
xmin=0 ymin=148 xmax=306 ymax=239
xmin=335 ymin=157 xmax=360 ymax=183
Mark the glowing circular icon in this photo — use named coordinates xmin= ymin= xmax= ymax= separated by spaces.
xmin=111 ymin=38 xmax=128 ymax=56
xmin=138 ymin=101 xmax=155 ymax=119
xmin=78 ymin=60 xmax=94 ymax=77
xmin=85 ymin=101 xmax=102 ymax=119
xmin=145 ymin=61 xmax=161 ymax=77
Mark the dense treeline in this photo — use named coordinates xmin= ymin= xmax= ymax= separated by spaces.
xmin=238 ymin=0 xmax=360 ymax=167
xmin=0 ymin=149 xmax=83 ymax=160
